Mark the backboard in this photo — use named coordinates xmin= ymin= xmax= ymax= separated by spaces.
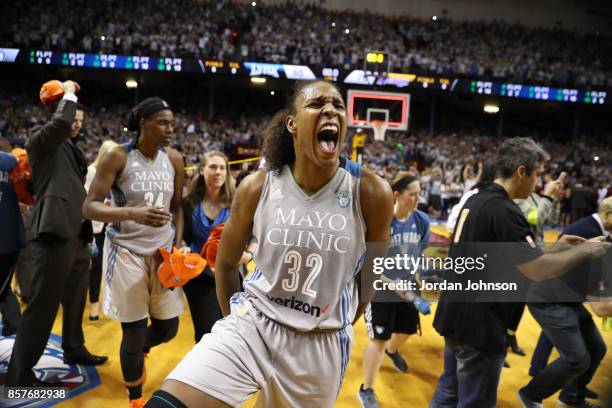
xmin=347 ymin=89 xmax=410 ymax=131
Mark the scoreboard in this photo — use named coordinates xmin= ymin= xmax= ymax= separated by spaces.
xmin=27 ymin=50 xmax=194 ymax=72
xmin=363 ymin=51 xmax=389 ymax=77
xmin=468 ymin=80 xmax=607 ymax=105
xmin=1 ymin=47 xmax=608 ymax=106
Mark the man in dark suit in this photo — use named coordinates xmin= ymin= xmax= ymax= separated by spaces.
xmin=564 ymin=198 xmax=612 ymax=239
xmin=6 ymin=81 xmax=107 ymax=387
xmin=519 ymin=196 xmax=612 ymax=407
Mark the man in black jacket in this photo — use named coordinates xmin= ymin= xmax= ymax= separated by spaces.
xmin=6 ymin=81 xmax=107 ymax=387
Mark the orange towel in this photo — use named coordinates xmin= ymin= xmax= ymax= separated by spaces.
xmin=157 ymin=247 xmax=206 ymax=288
xmin=10 ymin=148 xmax=34 ymax=205
xmin=200 ymin=224 xmax=224 ymax=270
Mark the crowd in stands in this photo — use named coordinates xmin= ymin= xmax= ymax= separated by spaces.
xmin=0 ymin=95 xmax=262 ymax=165
xmin=360 ymin=131 xmax=610 ymax=222
xmin=2 ymin=94 xmax=609 ymax=225
xmin=2 ymin=0 xmax=611 ymax=87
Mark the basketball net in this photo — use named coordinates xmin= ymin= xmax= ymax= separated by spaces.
xmin=371 ymin=120 xmax=388 ymax=141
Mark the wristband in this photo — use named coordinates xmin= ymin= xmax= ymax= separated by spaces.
xmin=62 ymin=92 xmax=78 ymax=103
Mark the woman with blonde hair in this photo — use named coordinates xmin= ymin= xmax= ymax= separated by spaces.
xmin=182 ymin=150 xmax=254 ymax=343
xmin=85 ymin=139 xmax=118 ymax=320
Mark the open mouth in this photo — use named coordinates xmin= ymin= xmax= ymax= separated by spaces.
xmin=317 ymin=123 xmax=339 ymax=154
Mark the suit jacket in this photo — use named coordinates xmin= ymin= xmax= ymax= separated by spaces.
xmin=529 ymin=214 xmax=610 ymax=305
xmin=561 ymin=214 xmax=606 ymax=240
xmin=26 ymin=99 xmax=89 ymax=241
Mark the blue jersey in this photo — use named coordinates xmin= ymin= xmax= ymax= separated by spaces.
xmin=0 ymin=152 xmax=25 ymax=254
xmin=386 ymin=209 xmax=430 ymax=280
xmin=190 ymin=204 xmax=230 ymax=254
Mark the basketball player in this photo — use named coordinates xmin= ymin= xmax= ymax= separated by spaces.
xmin=144 ymin=80 xmax=394 ymax=408
xmin=359 ymin=174 xmax=432 ymax=408
xmin=83 ymin=97 xmax=185 ymax=408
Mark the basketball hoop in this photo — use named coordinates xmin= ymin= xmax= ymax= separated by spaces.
xmin=371 ymin=120 xmax=388 ymax=141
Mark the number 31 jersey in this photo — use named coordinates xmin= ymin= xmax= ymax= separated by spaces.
xmin=106 ymin=142 xmax=175 ymax=256
xmin=246 ymin=158 xmax=366 ymax=331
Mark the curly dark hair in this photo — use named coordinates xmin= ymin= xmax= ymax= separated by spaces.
xmin=261 ymin=80 xmax=341 ymax=172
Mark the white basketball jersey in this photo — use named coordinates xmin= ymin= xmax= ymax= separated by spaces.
xmin=107 ymin=142 xmax=175 ymax=255
xmin=244 ymin=158 xmax=366 ymax=331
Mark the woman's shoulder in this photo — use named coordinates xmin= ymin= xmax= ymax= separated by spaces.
xmin=163 ymin=146 xmax=183 ymax=168
xmin=359 ymin=166 xmax=386 ymax=187
xmin=359 ymin=167 xmax=393 ymax=207
xmin=96 ymin=144 xmax=127 ymax=175
xmin=358 ymin=166 xmax=394 ymax=235
xmin=238 ymin=170 xmax=267 ymax=194
xmin=414 ymin=209 xmax=431 ymax=225
xmin=233 ymin=170 xmax=267 ymax=209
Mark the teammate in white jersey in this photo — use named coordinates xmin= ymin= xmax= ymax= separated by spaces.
xmin=145 ymin=81 xmax=394 ymax=408
xmin=83 ymin=97 xmax=185 ymax=408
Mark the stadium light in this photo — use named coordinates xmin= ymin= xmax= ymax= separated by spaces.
xmin=251 ymin=77 xmax=266 ymax=84
xmin=125 ymin=79 xmax=138 ymax=89
xmin=484 ymin=104 xmax=500 ymax=114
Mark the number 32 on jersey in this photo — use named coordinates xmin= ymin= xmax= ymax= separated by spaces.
xmin=282 ymin=250 xmax=323 ymax=298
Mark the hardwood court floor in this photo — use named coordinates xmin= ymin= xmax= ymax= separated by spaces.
xmin=54 ymin=301 xmax=612 ymax=407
